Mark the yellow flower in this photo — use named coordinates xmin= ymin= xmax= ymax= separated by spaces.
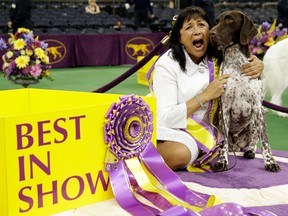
xmin=264 ymin=37 xmax=275 ymax=47
xmin=42 ymin=55 xmax=50 ymax=64
xmin=34 ymin=47 xmax=45 ymax=59
xmin=15 ymin=55 xmax=30 ymax=69
xmin=7 ymin=51 xmax=13 ymax=59
xmin=14 ymin=38 xmax=26 ymax=50
xmin=25 ymin=49 xmax=33 ymax=56
xmin=18 ymin=28 xmax=31 ymax=34
xmin=276 ymin=34 xmax=288 ymax=43
xmin=43 ymin=70 xmax=50 ymax=76
xmin=8 ymin=35 xmax=15 ymax=45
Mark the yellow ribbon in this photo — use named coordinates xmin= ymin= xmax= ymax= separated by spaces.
xmin=125 ymin=157 xmax=204 ymax=212
xmin=186 ymin=118 xmax=217 ymax=152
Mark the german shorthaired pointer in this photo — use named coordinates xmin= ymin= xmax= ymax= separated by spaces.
xmin=209 ymin=11 xmax=280 ymax=172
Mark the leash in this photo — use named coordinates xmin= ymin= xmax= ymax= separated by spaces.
xmin=262 ymin=100 xmax=288 ymax=114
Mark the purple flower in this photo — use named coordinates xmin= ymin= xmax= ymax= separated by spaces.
xmin=43 ymin=65 xmax=51 ymax=70
xmin=6 ymin=61 xmax=16 ymax=76
xmin=24 ymin=31 xmax=34 ymax=44
xmin=261 ymin=22 xmax=270 ymax=31
xmin=22 ymin=67 xmax=31 ymax=75
xmin=261 ymin=35 xmax=269 ymax=43
xmin=0 ymin=38 xmax=7 ymax=50
xmin=276 ymin=31 xmax=285 ymax=38
xmin=275 ymin=28 xmax=288 ymax=39
xmin=13 ymin=50 xmax=21 ymax=57
xmin=250 ymin=37 xmax=258 ymax=45
xmin=40 ymin=41 xmax=48 ymax=49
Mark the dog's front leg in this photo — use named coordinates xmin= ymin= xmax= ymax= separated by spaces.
xmin=213 ymin=100 xmax=230 ymax=172
xmin=213 ymin=141 xmax=229 ymax=171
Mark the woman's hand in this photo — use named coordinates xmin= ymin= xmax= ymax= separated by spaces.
xmin=200 ymin=74 xmax=230 ymax=102
xmin=186 ymin=74 xmax=230 ymax=117
xmin=241 ymin=55 xmax=264 ymax=79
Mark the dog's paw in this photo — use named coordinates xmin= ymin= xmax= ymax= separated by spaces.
xmin=213 ymin=162 xmax=228 ymax=172
xmin=243 ymin=150 xmax=255 ymax=159
xmin=265 ymin=163 xmax=281 ymax=172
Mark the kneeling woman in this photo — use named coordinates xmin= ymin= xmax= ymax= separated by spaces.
xmin=152 ymin=6 xmax=264 ymax=171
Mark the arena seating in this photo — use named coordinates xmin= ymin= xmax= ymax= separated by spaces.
xmin=0 ymin=0 xmax=279 ymax=35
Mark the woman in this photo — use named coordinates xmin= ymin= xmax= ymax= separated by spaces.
xmin=85 ymin=0 xmax=100 ymax=14
xmin=152 ymin=7 xmax=263 ymax=171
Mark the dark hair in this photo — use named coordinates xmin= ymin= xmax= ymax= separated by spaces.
xmin=168 ymin=6 xmax=221 ymax=71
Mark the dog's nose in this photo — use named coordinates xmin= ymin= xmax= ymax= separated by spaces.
xmin=209 ymin=32 xmax=216 ymax=40
xmin=209 ymin=29 xmax=216 ymax=36
xmin=209 ymin=30 xmax=218 ymax=44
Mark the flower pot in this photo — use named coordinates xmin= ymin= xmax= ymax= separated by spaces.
xmin=11 ymin=77 xmax=39 ymax=88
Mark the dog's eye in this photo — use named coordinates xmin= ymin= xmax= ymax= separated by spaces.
xmin=224 ymin=16 xmax=233 ymax=24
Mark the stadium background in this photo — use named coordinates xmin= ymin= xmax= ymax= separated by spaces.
xmin=0 ymin=0 xmax=279 ymax=34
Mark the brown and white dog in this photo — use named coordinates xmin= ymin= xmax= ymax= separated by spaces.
xmin=209 ymin=11 xmax=280 ymax=172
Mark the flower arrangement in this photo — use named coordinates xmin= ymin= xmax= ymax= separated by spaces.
xmin=249 ymin=20 xmax=288 ymax=59
xmin=0 ymin=28 xmax=52 ymax=87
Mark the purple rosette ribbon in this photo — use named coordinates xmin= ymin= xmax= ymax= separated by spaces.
xmin=104 ymin=95 xmax=153 ymax=160
xmin=104 ymin=95 xmax=159 ymax=215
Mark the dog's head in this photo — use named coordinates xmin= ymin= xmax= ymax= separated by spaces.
xmin=209 ymin=11 xmax=258 ymax=56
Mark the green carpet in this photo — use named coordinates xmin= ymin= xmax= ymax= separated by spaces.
xmin=1 ymin=66 xmax=287 ymax=151
xmin=0 ymin=66 xmax=149 ymax=95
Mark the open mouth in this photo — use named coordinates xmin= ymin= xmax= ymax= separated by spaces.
xmin=193 ymin=39 xmax=204 ymax=48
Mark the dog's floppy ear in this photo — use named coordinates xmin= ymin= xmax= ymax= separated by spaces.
xmin=240 ymin=13 xmax=258 ymax=45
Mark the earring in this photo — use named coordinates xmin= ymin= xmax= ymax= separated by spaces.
xmin=172 ymin=15 xmax=178 ymax=26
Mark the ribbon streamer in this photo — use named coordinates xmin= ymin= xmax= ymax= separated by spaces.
xmin=106 ymin=157 xmax=158 ymax=216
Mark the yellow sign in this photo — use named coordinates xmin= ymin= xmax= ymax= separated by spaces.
xmin=137 ymin=55 xmax=159 ymax=86
xmin=0 ymin=89 xmax=156 ymax=216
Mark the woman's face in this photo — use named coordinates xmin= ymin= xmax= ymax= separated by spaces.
xmin=179 ymin=17 xmax=210 ymax=64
